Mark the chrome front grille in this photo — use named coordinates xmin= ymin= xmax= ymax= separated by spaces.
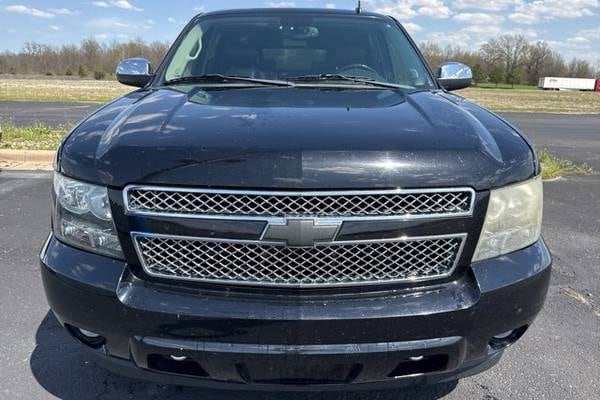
xmin=133 ymin=234 xmax=466 ymax=287
xmin=125 ymin=187 xmax=474 ymax=219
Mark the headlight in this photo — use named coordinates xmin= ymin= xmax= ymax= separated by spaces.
xmin=52 ymin=173 xmax=123 ymax=259
xmin=473 ymin=176 xmax=543 ymax=262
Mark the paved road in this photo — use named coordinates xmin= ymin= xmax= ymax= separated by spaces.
xmin=1 ymin=101 xmax=599 ymax=168
xmin=0 ymin=170 xmax=599 ymax=400
xmin=0 ymin=101 xmax=97 ymax=128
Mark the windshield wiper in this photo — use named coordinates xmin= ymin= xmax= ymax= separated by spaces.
xmin=164 ymin=74 xmax=294 ymax=87
xmin=288 ymin=74 xmax=406 ymax=90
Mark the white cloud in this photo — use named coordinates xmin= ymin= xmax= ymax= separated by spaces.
xmin=508 ymin=12 xmax=538 ymax=24
xmin=575 ymin=27 xmax=600 ymax=39
xmin=266 ymin=1 xmax=296 ymax=7
xmin=454 ymin=12 xmax=504 ymax=25
xmin=504 ymin=27 xmax=538 ymax=38
xmin=510 ymin=0 xmax=600 ymax=24
xmin=49 ymin=25 xmax=61 ymax=31
xmin=95 ymin=32 xmax=130 ymax=40
xmin=568 ymin=36 xmax=590 ymax=43
xmin=402 ymin=22 xmax=423 ymax=34
xmin=90 ymin=17 xmax=134 ymax=29
xmin=5 ymin=5 xmax=54 ymax=18
xmin=325 ymin=3 xmax=336 ymax=8
xmin=48 ymin=8 xmax=79 ymax=16
xmin=92 ymin=1 xmax=143 ymax=12
xmin=194 ymin=6 xmax=206 ymax=12
xmin=453 ymin=0 xmax=522 ymax=11
xmin=426 ymin=30 xmax=471 ymax=45
xmin=416 ymin=1 xmax=452 ymax=18
xmin=364 ymin=0 xmax=452 ymax=20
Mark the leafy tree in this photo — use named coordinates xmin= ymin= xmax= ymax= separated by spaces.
xmin=506 ymin=69 xmax=521 ymax=88
xmin=471 ymin=63 xmax=485 ymax=85
xmin=489 ymin=66 xmax=504 ymax=87
xmin=78 ymin=65 xmax=87 ymax=78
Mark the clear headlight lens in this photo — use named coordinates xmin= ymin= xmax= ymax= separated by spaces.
xmin=53 ymin=173 xmax=123 ymax=259
xmin=473 ymin=176 xmax=543 ymax=262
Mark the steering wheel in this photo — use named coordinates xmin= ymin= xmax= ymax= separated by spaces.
xmin=337 ymin=63 xmax=380 ymax=78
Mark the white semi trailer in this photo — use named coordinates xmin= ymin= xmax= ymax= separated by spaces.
xmin=538 ymin=77 xmax=597 ymax=91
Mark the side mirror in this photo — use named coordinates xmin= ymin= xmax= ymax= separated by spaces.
xmin=436 ymin=62 xmax=472 ymax=91
xmin=116 ymin=58 xmax=153 ymax=87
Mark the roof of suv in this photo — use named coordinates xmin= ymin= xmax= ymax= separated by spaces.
xmin=199 ymin=8 xmax=389 ymax=19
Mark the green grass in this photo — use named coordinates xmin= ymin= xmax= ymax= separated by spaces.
xmin=0 ymin=123 xmax=67 ymax=150
xmin=539 ymin=148 xmax=594 ymax=180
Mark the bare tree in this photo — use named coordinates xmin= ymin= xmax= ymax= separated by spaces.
xmin=480 ymin=34 xmax=529 ymax=84
xmin=567 ymin=58 xmax=594 ymax=78
xmin=524 ymin=41 xmax=552 ymax=85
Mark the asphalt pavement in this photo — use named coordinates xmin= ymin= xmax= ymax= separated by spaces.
xmin=0 ymin=101 xmax=98 ymax=128
xmin=0 ymin=102 xmax=599 ymax=399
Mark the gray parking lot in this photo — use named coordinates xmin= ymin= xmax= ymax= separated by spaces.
xmin=0 ymin=104 xmax=599 ymax=399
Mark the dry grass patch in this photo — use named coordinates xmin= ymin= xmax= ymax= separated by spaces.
xmin=458 ymin=87 xmax=600 ymax=113
xmin=0 ymin=78 xmax=131 ymax=103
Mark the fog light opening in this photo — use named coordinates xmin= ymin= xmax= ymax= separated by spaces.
xmin=66 ymin=324 xmax=106 ymax=349
xmin=388 ymin=354 xmax=448 ymax=378
xmin=147 ymin=354 xmax=208 ymax=377
xmin=489 ymin=325 xmax=528 ymax=350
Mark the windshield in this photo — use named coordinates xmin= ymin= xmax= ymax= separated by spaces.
xmin=162 ymin=13 xmax=435 ymax=89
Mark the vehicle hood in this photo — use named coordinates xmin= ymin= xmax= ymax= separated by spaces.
xmin=59 ymin=87 xmax=535 ymax=191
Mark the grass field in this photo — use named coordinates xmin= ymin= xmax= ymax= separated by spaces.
xmin=1 ymin=77 xmax=600 ymax=112
xmin=473 ymin=83 xmax=538 ymax=90
xmin=457 ymin=87 xmax=600 ymax=113
xmin=0 ymin=78 xmax=129 ymax=103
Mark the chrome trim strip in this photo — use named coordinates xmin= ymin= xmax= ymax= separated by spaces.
xmin=123 ymin=185 xmax=476 ymax=222
xmin=39 ymin=232 xmax=53 ymax=262
xmin=131 ymin=231 xmax=467 ymax=288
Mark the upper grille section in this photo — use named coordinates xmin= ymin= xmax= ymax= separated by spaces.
xmin=126 ymin=187 xmax=474 ymax=219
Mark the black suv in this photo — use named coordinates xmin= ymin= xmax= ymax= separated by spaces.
xmin=40 ymin=8 xmax=551 ymax=391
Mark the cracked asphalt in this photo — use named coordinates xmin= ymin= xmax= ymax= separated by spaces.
xmin=0 ymin=107 xmax=599 ymax=399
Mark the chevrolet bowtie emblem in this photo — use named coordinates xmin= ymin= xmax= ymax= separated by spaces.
xmin=262 ymin=218 xmax=341 ymax=247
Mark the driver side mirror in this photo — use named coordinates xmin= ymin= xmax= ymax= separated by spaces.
xmin=116 ymin=58 xmax=153 ymax=87
xmin=436 ymin=62 xmax=472 ymax=91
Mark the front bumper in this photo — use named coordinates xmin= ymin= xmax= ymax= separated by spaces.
xmin=40 ymin=235 xmax=551 ymax=390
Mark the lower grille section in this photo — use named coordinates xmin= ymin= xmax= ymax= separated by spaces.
xmin=133 ymin=234 xmax=465 ymax=287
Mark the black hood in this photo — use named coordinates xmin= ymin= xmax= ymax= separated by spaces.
xmin=59 ymin=87 xmax=535 ymax=191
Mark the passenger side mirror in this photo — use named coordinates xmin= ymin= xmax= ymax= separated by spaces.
xmin=436 ymin=62 xmax=472 ymax=91
xmin=116 ymin=58 xmax=153 ymax=87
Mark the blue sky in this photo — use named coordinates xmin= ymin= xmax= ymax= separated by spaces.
xmin=1 ymin=0 xmax=599 ymax=65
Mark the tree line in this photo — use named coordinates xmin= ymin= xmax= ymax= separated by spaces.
xmin=0 ymin=35 xmax=598 ymax=85
xmin=420 ymin=34 xmax=599 ymax=87
xmin=0 ymin=38 xmax=169 ymax=79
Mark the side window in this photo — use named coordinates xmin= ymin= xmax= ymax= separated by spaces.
xmin=165 ymin=25 xmax=204 ymax=81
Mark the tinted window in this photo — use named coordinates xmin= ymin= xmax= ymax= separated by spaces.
xmin=163 ymin=14 xmax=434 ymax=89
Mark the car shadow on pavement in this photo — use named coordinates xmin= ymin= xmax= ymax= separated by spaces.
xmin=30 ymin=312 xmax=458 ymax=400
